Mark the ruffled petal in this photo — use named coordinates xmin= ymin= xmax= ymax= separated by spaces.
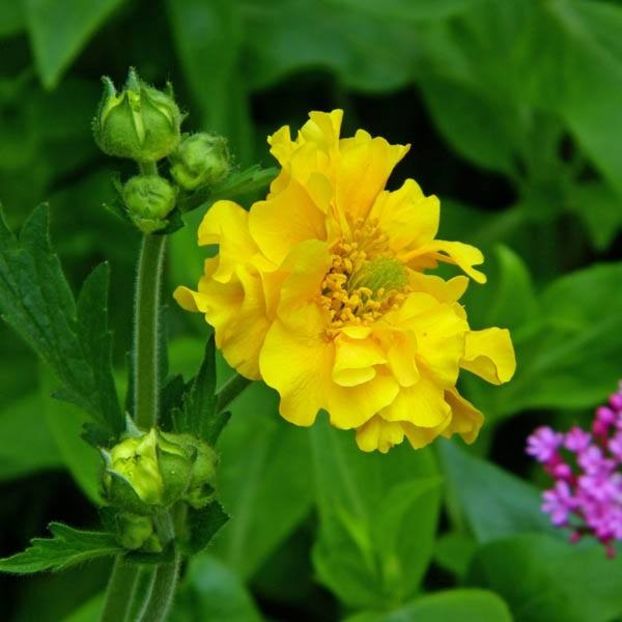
xmin=461 ymin=327 xmax=516 ymax=385
xmin=332 ymin=334 xmax=386 ymax=387
xmin=442 ymin=388 xmax=484 ymax=444
xmin=370 ymin=179 xmax=440 ymax=251
xmin=401 ymin=240 xmax=487 ymax=284
xmin=380 ymin=375 xmax=451 ymax=428
xmin=336 ymin=130 xmax=410 ymax=222
xmin=260 ymin=306 xmax=333 ymax=426
xmin=356 ymin=416 xmax=406 ymax=453
xmin=197 ymin=200 xmax=266 ymax=282
xmin=249 ymin=178 xmax=327 ymax=266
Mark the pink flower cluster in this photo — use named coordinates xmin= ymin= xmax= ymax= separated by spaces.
xmin=526 ymin=385 xmax=622 ymax=555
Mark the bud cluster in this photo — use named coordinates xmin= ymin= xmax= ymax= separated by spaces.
xmin=93 ymin=68 xmax=231 ymax=233
xmin=101 ymin=428 xmax=218 ymax=551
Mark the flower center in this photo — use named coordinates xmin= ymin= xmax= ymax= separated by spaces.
xmin=319 ymin=220 xmax=408 ymax=330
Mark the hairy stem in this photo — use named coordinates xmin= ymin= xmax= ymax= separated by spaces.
xmin=133 ymin=233 xmax=166 ymax=429
xmin=136 ymin=551 xmax=181 ymax=622
xmin=99 ymin=558 xmax=140 ymax=622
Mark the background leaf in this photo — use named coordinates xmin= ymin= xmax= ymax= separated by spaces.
xmin=24 ymin=0 xmax=125 ymax=88
xmin=0 ymin=523 xmax=121 ymax=574
xmin=468 ymin=534 xmax=622 ymax=622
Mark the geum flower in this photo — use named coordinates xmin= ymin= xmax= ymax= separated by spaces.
xmin=175 ymin=110 xmax=515 ymax=453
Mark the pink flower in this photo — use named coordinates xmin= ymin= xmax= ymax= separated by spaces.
xmin=542 ymin=481 xmax=575 ymax=526
xmin=526 ymin=426 xmax=563 ymax=463
xmin=528 ymin=382 xmax=622 ymax=554
xmin=565 ymin=427 xmax=591 ymax=453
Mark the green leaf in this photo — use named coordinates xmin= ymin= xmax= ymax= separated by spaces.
xmin=210 ymin=382 xmax=314 ymax=580
xmin=176 ymin=554 xmax=262 ymax=622
xmin=172 ymin=337 xmax=219 ymax=440
xmin=0 ymin=207 xmax=123 ymax=435
xmin=0 ymin=1 xmax=25 ymax=38
xmin=24 ymin=0 xmax=124 ymax=89
xmin=242 ymin=0 xmax=420 ymax=93
xmin=419 ymin=77 xmax=521 ymax=176
xmin=346 ymin=589 xmax=512 ymax=622
xmin=186 ymin=501 xmax=229 ymax=555
xmin=0 ymin=522 xmax=122 ymax=574
xmin=434 ymin=531 xmax=477 ymax=578
xmin=311 ymin=416 xmax=441 ymax=609
xmin=569 ymin=181 xmax=622 ymax=251
xmin=325 ymin=0 xmax=486 ymax=21
xmin=495 ymin=262 xmax=622 ymax=415
xmin=468 ymin=534 xmax=622 ymax=622
xmin=0 ymin=393 xmax=62 ymax=482
xmin=208 ymin=165 xmax=278 ymax=204
xmin=545 ymin=0 xmax=622 ymax=198
xmin=438 ymin=440 xmax=554 ymax=543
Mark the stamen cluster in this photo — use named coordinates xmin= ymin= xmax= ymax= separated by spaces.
xmin=319 ymin=219 xmax=407 ymax=331
xmin=526 ymin=383 xmax=622 ymax=555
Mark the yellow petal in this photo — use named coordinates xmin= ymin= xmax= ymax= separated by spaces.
xmin=277 ymin=239 xmax=332 ymax=315
xmin=408 ymin=272 xmax=469 ymax=304
xmin=402 ymin=420 xmax=451 ymax=449
xmin=370 ymin=179 xmax=440 ymax=251
xmin=336 ymin=130 xmax=410 ymax=221
xmin=260 ymin=307 xmax=333 ymax=427
xmin=326 ymin=370 xmax=400 ymax=429
xmin=402 ymin=240 xmax=487 ymax=284
xmin=300 ymin=110 xmax=343 ymax=150
xmin=442 ymin=388 xmax=484 ymax=444
xmin=356 ymin=416 xmax=406 ymax=453
xmin=386 ymin=292 xmax=468 ymax=387
xmin=198 ymin=201 xmax=265 ymax=282
xmin=461 ymin=327 xmax=516 ymax=385
xmin=332 ymin=334 xmax=386 ymax=387
xmin=380 ymin=375 xmax=450 ymax=428
xmin=249 ymin=178 xmax=327 ymax=266
xmin=173 ymin=285 xmax=202 ymax=313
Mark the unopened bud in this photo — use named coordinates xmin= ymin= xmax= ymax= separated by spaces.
xmin=169 ymin=133 xmax=230 ymax=190
xmin=103 ymin=429 xmax=163 ymax=508
xmin=116 ymin=512 xmax=159 ymax=551
xmin=94 ymin=68 xmax=182 ymax=162
xmin=122 ymin=175 xmax=177 ymax=233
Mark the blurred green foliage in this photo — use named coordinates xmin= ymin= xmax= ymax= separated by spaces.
xmin=2 ymin=0 xmax=622 ymax=620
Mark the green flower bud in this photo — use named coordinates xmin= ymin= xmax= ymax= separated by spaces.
xmin=93 ymin=68 xmax=182 ymax=162
xmin=103 ymin=429 xmax=163 ymax=508
xmin=115 ymin=512 xmax=159 ymax=551
xmin=157 ymin=431 xmax=196 ymax=506
xmin=185 ymin=439 xmax=218 ymax=509
xmin=169 ymin=133 xmax=230 ymax=190
xmin=122 ymin=174 xmax=177 ymax=233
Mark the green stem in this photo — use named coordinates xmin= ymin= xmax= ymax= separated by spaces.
xmin=137 ymin=511 xmax=180 ymax=622
xmin=216 ymin=374 xmax=252 ymax=413
xmin=136 ymin=551 xmax=181 ymax=622
xmin=99 ymin=557 xmax=140 ymax=622
xmin=134 ymin=233 xmax=166 ymax=429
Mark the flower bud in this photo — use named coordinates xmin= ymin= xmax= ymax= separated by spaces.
xmin=93 ymin=68 xmax=182 ymax=162
xmin=103 ymin=429 xmax=163 ymax=509
xmin=185 ymin=439 xmax=218 ymax=509
xmin=169 ymin=133 xmax=230 ymax=190
xmin=156 ymin=432 xmax=218 ymax=509
xmin=115 ymin=512 xmax=160 ymax=551
xmin=157 ymin=431 xmax=196 ymax=506
xmin=122 ymin=174 xmax=177 ymax=233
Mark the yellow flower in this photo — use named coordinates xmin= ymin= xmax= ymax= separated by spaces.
xmin=175 ymin=110 xmax=516 ymax=453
